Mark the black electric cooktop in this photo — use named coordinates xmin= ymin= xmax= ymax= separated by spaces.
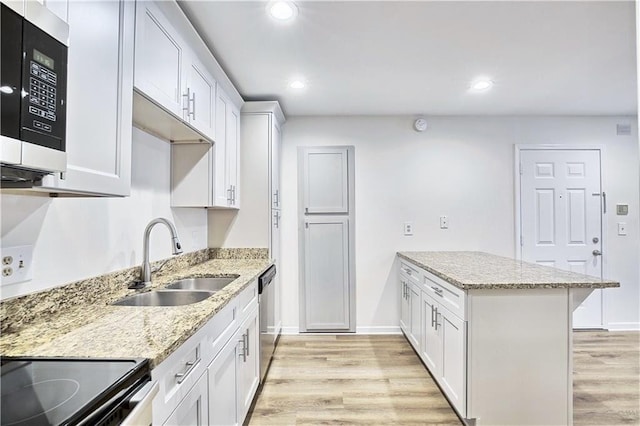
xmin=0 ymin=357 xmax=149 ymax=426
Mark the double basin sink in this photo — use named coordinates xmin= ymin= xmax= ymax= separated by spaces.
xmin=112 ymin=276 xmax=239 ymax=307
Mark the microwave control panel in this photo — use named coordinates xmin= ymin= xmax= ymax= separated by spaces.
xmin=28 ymin=60 xmax=57 ymax=131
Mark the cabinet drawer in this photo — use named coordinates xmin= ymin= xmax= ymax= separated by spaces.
xmin=237 ymin=280 xmax=257 ymax=320
xmin=400 ymin=261 xmax=420 ymax=285
xmin=423 ymin=271 xmax=466 ymax=320
xmin=207 ymin=299 xmax=238 ymax=361
xmin=152 ymin=326 xmax=208 ymax=425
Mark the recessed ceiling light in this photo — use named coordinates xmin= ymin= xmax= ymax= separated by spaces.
xmin=289 ymin=80 xmax=306 ymax=89
xmin=470 ymin=79 xmax=494 ymax=92
xmin=268 ymin=1 xmax=298 ymax=21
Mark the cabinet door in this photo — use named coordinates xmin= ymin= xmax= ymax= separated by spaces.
xmin=399 ymin=279 xmax=410 ymax=334
xmin=439 ymin=306 xmax=466 ymax=416
xmin=409 ymin=283 xmax=421 ymax=349
xmin=237 ymin=309 xmax=259 ymax=423
xmin=213 ymin=90 xmax=230 ymax=206
xmin=226 ymin=103 xmax=240 ymax=208
xmin=302 ymin=217 xmax=351 ymax=331
xmin=421 ymin=292 xmax=441 ymax=374
xmin=271 ymin=121 xmax=281 ymax=210
xmin=163 ymin=371 xmax=208 ymax=426
xmin=134 ymin=0 xmax=185 ymax=118
xmin=302 ymin=147 xmax=349 ymax=214
xmin=40 ymin=0 xmax=134 ymax=196
xmin=208 ymin=337 xmax=240 ymax=426
xmin=272 ymin=209 xmax=282 ymax=338
xmin=186 ymin=57 xmax=216 ymax=140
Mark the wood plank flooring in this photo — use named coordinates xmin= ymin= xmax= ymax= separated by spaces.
xmin=247 ymin=332 xmax=639 ymax=425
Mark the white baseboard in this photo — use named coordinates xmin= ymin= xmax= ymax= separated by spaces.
xmin=606 ymin=322 xmax=640 ymax=331
xmin=280 ymin=326 xmax=300 ymax=335
xmin=279 ymin=326 xmax=403 ymax=335
xmin=355 ymin=326 xmax=402 ymax=334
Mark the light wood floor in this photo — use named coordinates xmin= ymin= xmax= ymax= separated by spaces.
xmin=247 ymin=332 xmax=639 ymax=425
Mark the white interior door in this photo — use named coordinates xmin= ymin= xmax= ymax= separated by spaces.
xmin=520 ymin=149 xmax=604 ymax=329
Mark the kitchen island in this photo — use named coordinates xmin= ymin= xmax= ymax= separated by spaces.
xmin=397 ymin=251 xmax=619 ymax=426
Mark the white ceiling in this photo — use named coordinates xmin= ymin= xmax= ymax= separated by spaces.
xmin=180 ymin=1 xmax=637 ymax=117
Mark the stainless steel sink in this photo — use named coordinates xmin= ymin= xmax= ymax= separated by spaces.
xmin=112 ymin=290 xmax=214 ymax=307
xmin=165 ymin=276 xmax=239 ymax=292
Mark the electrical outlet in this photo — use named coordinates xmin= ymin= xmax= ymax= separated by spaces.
xmin=403 ymin=222 xmax=413 ymax=236
xmin=1 ymin=245 xmax=33 ymax=286
xmin=618 ymin=223 xmax=627 ymax=236
xmin=440 ymin=216 xmax=449 ymax=229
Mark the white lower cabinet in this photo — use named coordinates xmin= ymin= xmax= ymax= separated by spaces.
xmin=164 ymin=371 xmax=209 ymax=426
xmin=422 ymin=291 xmax=466 ymax=416
xmin=399 ymin=261 xmax=467 ymax=418
xmin=152 ymin=280 xmax=260 ymax=426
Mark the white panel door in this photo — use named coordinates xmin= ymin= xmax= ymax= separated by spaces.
xmin=303 ymin=147 xmax=349 ymax=214
xmin=207 ymin=339 xmax=239 ymax=426
xmin=303 ymin=217 xmax=351 ymax=330
xmin=271 ymin=123 xmax=281 ymax=210
xmin=213 ymin=91 xmax=229 ymax=206
xmin=520 ymin=149 xmax=603 ymax=328
xmin=236 ymin=310 xmax=259 ymax=423
xmin=409 ymin=283 xmax=421 ymax=349
xmin=399 ymin=279 xmax=410 ymax=334
xmin=226 ymin=104 xmax=240 ymax=208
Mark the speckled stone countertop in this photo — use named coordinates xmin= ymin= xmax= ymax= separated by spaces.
xmin=0 ymin=248 xmax=272 ymax=368
xmin=398 ymin=251 xmax=620 ymax=290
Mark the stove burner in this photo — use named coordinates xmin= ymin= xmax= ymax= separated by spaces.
xmin=2 ymin=379 xmax=79 ymax=425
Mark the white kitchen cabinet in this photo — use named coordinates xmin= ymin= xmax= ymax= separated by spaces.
xmin=409 ymin=283 xmax=421 ymax=349
xmin=164 ymin=371 xmax=209 ymax=426
xmin=38 ymin=0 xmax=134 ymax=196
xmin=271 ymin=124 xmax=281 ymax=210
xmin=399 ymin=278 xmax=410 ymax=334
xmin=421 ymin=292 xmax=440 ymax=372
xmin=133 ymin=0 xmax=218 ymax=143
xmin=207 ymin=335 xmax=240 ymax=426
xmin=170 ymin=87 xmax=240 ymax=208
xmin=236 ymin=306 xmax=259 ymax=422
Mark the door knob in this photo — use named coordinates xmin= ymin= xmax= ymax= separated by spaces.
xmin=592 ymin=250 xmax=602 ymax=256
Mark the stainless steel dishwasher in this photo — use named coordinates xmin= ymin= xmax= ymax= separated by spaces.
xmin=258 ymin=264 xmax=277 ymax=382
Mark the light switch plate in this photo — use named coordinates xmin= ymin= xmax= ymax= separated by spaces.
xmin=404 ymin=222 xmax=413 ymax=236
xmin=440 ymin=216 xmax=449 ymax=229
xmin=1 ymin=245 xmax=34 ymax=286
xmin=618 ymin=223 xmax=627 ymax=236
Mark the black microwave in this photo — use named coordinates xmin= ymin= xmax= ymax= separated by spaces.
xmin=1 ymin=2 xmax=68 ymax=183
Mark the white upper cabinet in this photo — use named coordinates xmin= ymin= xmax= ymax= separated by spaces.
xmin=133 ymin=0 xmax=219 ymax=143
xmin=185 ymin=58 xmax=216 ymax=140
xmin=225 ymin=101 xmax=240 ymax=208
xmin=302 ymin=147 xmax=350 ymax=214
xmin=39 ymin=0 xmax=134 ymax=196
xmin=134 ymin=0 xmax=185 ymax=118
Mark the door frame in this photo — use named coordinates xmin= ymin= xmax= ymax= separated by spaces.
xmin=298 ymin=145 xmax=356 ymax=333
xmin=514 ymin=144 xmax=609 ymax=327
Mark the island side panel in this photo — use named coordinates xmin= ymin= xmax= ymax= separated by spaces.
xmin=467 ymin=288 xmax=572 ymax=426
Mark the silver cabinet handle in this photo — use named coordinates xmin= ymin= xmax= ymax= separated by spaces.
xmin=274 ymin=211 xmax=280 ymax=228
xmin=182 ymin=88 xmax=191 ymax=117
xmin=238 ymin=335 xmax=247 ymax=362
xmin=404 ymin=268 xmax=412 ymax=275
xmin=175 ymin=359 xmax=198 ymax=384
xmin=592 ymin=192 xmax=607 ymax=214
xmin=434 ymin=310 xmax=441 ymax=331
xmin=227 ymin=187 xmax=232 ymax=203
xmin=274 ymin=190 xmax=279 ymax=207
xmin=431 ymin=286 xmax=444 ymax=297
xmin=190 ymin=91 xmax=196 ymax=120
xmin=244 ymin=330 xmax=250 ymax=357
xmin=593 ymin=250 xmax=602 ymax=256
xmin=431 ymin=304 xmax=436 ymax=328
xmin=231 ymin=185 xmax=236 ymax=205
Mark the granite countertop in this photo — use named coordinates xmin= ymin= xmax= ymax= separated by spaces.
xmin=397 ymin=251 xmax=620 ymax=290
xmin=0 ymin=250 xmax=272 ymax=368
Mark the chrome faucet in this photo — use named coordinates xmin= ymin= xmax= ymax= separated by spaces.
xmin=132 ymin=218 xmax=183 ymax=289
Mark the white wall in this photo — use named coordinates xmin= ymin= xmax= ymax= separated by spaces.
xmin=279 ymin=116 xmax=639 ymax=332
xmin=0 ymin=128 xmax=208 ymax=300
